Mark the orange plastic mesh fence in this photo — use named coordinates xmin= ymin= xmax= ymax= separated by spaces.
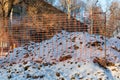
xmin=0 ymin=13 xmax=111 ymax=58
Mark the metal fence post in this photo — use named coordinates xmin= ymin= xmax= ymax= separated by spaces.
xmin=104 ymin=12 xmax=107 ymax=64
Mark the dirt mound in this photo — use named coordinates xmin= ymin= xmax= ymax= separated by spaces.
xmin=9 ymin=0 xmax=88 ymax=44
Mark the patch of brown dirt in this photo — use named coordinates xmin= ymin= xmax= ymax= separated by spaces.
xmin=111 ymin=46 xmax=120 ymax=52
xmin=59 ymin=55 xmax=72 ymax=62
xmin=93 ymin=57 xmax=115 ymax=69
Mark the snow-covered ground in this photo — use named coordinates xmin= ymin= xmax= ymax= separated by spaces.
xmin=0 ymin=30 xmax=120 ymax=80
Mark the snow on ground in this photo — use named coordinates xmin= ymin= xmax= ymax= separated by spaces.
xmin=0 ymin=30 xmax=120 ymax=80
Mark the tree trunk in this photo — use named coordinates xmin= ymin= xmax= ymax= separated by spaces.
xmin=7 ymin=0 xmax=14 ymax=17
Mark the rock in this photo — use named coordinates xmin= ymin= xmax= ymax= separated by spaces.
xmin=32 ymin=76 xmax=39 ymax=79
xmin=86 ymin=41 xmax=102 ymax=47
xmin=71 ymin=37 xmax=76 ymax=42
xmin=23 ymin=61 xmax=28 ymax=65
xmin=59 ymin=42 xmax=62 ymax=45
xmin=73 ymin=45 xmax=79 ymax=50
xmin=43 ymin=62 xmax=49 ymax=66
xmin=26 ymin=74 xmax=31 ymax=78
xmin=78 ymin=65 xmax=80 ymax=68
xmin=23 ymin=53 xmax=29 ymax=58
xmin=33 ymin=58 xmax=43 ymax=63
xmin=24 ymin=66 xmax=30 ymax=71
xmin=117 ymin=36 xmax=120 ymax=39
xmin=40 ymin=75 xmax=45 ymax=78
xmin=71 ymin=76 xmax=75 ymax=80
xmin=98 ymin=78 xmax=102 ymax=80
xmin=8 ymin=75 xmax=12 ymax=79
xmin=56 ymin=72 xmax=60 ymax=77
xmin=60 ymin=77 xmax=65 ymax=80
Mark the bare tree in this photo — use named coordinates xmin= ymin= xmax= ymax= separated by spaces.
xmin=0 ymin=0 xmax=8 ymax=18
xmin=59 ymin=0 xmax=86 ymax=16
xmin=85 ymin=0 xmax=104 ymax=34
xmin=0 ymin=0 xmax=23 ymax=18
xmin=108 ymin=1 xmax=120 ymax=35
